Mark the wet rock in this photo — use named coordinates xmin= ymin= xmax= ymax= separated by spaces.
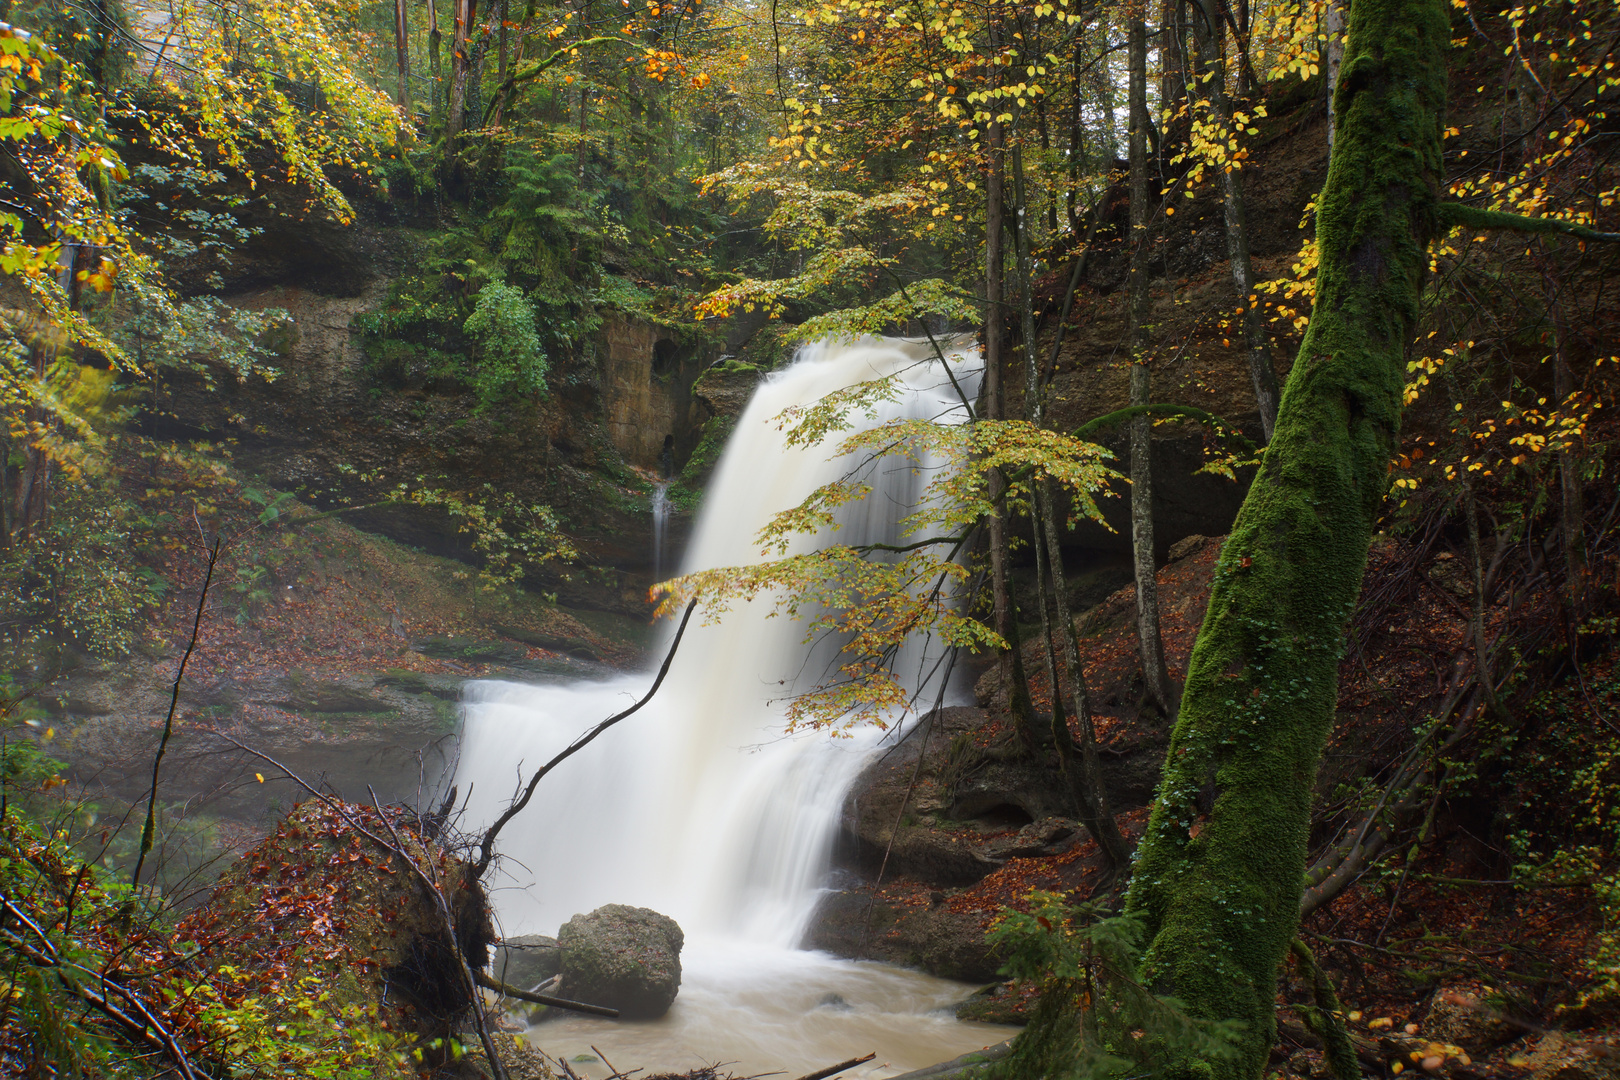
xmin=837 ymin=707 xmax=1075 ymax=886
xmin=954 ymin=982 xmax=1030 ymax=1026
xmin=491 ymin=934 xmax=561 ymax=991
xmin=375 ymin=669 xmax=463 ymax=701
xmin=288 ymin=671 xmax=395 ymax=713
xmin=558 ymin=904 xmax=684 ymax=1019
xmin=976 ymin=818 xmax=1076 ymax=862
xmin=411 ymin=636 xmax=530 ymax=664
xmin=493 ymin=624 xmax=600 ymax=661
xmin=1428 ymin=551 xmax=1473 ymax=598
xmin=804 ymin=888 xmax=1003 ymax=983
xmin=1424 ymin=987 xmax=1522 ymax=1053
xmin=692 ymin=364 xmax=762 ymax=420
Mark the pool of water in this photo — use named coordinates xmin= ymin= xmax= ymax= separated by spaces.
xmin=521 ymin=941 xmax=1019 ymax=1079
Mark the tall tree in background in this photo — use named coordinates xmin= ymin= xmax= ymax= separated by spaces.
xmin=448 ymin=0 xmax=479 ymax=137
xmin=1188 ymin=0 xmax=1280 ymax=440
xmin=395 ymin=0 xmax=413 ymax=110
xmin=1125 ymin=6 xmax=1179 ymax=721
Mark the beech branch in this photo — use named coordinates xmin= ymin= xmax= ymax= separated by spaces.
xmin=1437 ymin=202 xmax=1620 ymax=244
xmin=1072 ymin=403 xmax=1258 ymax=455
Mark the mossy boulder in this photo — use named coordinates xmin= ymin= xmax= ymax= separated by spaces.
xmin=558 ymin=904 xmax=683 ymax=1019
xmin=180 ymin=799 xmax=494 ymax=1060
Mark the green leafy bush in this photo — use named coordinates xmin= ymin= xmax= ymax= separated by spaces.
xmin=463 ymin=281 xmax=549 ymax=411
xmin=987 ymin=892 xmax=1242 ymax=1079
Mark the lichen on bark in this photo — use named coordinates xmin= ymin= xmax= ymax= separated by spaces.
xmin=1112 ymin=0 xmax=1453 ymax=1075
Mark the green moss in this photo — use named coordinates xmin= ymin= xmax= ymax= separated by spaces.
xmin=1112 ymin=0 xmax=1451 ymax=1075
xmin=668 ymin=415 xmax=736 ymax=513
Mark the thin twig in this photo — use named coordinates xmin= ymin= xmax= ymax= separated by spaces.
xmin=473 ymin=598 xmax=699 ymax=877
xmin=132 ymin=522 xmax=222 ymax=891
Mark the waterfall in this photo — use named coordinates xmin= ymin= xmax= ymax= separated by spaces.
xmin=454 ymin=337 xmax=982 ymax=947
xmin=650 ymin=481 xmax=669 ymax=582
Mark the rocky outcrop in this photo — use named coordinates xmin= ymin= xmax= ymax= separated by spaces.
xmin=805 ymin=889 xmax=1006 ymax=983
xmin=558 ymin=904 xmax=684 ymax=1019
xmin=691 ymin=364 xmax=763 ymax=421
xmin=805 ymin=539 xmax=1232 ymax=980
xmin=598 ymin=312 xmax=710 ymax=469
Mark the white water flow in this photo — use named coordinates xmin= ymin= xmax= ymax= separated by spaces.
xmin=651 ymin=481 xmax=670 ymax=582
xmin=454 ymin=338 xmax=1017 ymax=1078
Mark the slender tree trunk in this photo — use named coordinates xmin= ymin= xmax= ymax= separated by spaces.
xmin=1130 ymin=364 xmax=1179 ymax=717
xmin=395 ymin=0 xmax=412 ymax=111
xmin=984 ymin=116 xmax=1038 ymax=739
xmin=496 ymin=0 xmax=509 ymax=88
xmin=1192 ymin=0 xmax=1280 ymax=439
xmin=1464 ymin=482 xmax=1510 ymax=721
xmin=1037 ymin=479 xmax=1132 ymax=869
xmin=1092 ymin=55 xmax=1118 ymax=163
xmin=1125 ymin=14 xmax=1176 ymax=718
xmin=1160 ymin=0 xmax=1187 ymax=121
xmin=1547 ymin=289 xmax=1586 ymax=619
xmin=428 ymin=0 xmax=443 ymax=113
xmin=1233 ymin=0 xmax=1252 ymax=98
xmin=1035 ymin=96 xmax=1059 ymax=234
xmin=1127 ymin=18 xmax=1151 ymax=355
xmin=1015 ymin=143 xmax=1124 ymax=857
xmin=1066 ymin=41 xmax=1086 ymax=231
xmin=447 ymin=0 xmax=479 ymax=138
xmin=1325 ymin=0 xmax=1347 ymax=155
xmin=1118 ymin=0 xmax=1449 ymax=1070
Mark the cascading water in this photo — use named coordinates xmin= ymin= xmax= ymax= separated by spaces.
xmin=651 ymin=481 xmax=670 ymax=582
xmin=453 ymin=338 xmax=1016 ymax=1077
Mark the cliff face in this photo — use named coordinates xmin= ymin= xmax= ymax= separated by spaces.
xmin=144 ymin=218 xmax=720 ymax=615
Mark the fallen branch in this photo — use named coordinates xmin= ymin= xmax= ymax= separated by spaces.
xmin=791 ymin=1053 xmax=876 ymax=1080
xmin=474 ymin=971 xmax=620 ymax=1017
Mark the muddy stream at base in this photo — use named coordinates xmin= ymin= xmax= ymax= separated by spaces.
xmin=523 ymin=942 xmax=1018 ymax=1079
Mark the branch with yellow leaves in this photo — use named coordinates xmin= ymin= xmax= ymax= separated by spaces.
xmin=1437 ymin=202 xmax=1620 ymax=244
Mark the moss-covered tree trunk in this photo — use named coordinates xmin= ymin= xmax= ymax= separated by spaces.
xmin=1118 ymin=0 xmax=1449 ymax=1074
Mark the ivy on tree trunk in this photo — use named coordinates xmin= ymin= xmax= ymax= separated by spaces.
xmin=1118 ymin=0 xmax=1449 ymax=1074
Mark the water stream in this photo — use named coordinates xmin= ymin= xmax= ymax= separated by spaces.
xmin=651 ymin=481 xmax=670 ymax=583
xmin=454 ymin=338 xmax=1015 ymax=1077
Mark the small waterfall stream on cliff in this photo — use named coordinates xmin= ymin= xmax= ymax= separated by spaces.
xmin=454 ymin=338 xmax=1016 ymax=1078
xmin=650 ymin=481 xmax=670 ymax=582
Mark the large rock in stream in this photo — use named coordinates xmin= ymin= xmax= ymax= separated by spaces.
xmin=559 ymin=904 xmax=684 ymax=1019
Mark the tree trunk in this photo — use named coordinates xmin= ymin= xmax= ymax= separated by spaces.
xmin=1125 ymin=14 xmax=1176 ymax=718
xmin=1015 ymin=143 xmax=1124 ymax=857
xmin=1118 ymin=0 xmax=1449 ymax=1071
xmin=395 ymin=0 xmax=412 ymax=111
xmin=1192 ymin=0 xmax=1280 ymax=439
xmin=1130 ymin=363 xmax=1178 ymax=718
xmin=428 ymin=0 xmax=443 ymax=112
xmin=1160 ymin=0 xmax=1187 ymax=121
xmin=1037 ymin=478 xmax=1132 ymax=870
xmin=984 ymin=115 xmax=1039 ymax=740
xmin=1548 ymin=288 xmax=1586 ymax=619
xmin=447 ymin=0 xmax=479 ymax=138
xmin=1325 ymin=0 xmax=1347 ymax=155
